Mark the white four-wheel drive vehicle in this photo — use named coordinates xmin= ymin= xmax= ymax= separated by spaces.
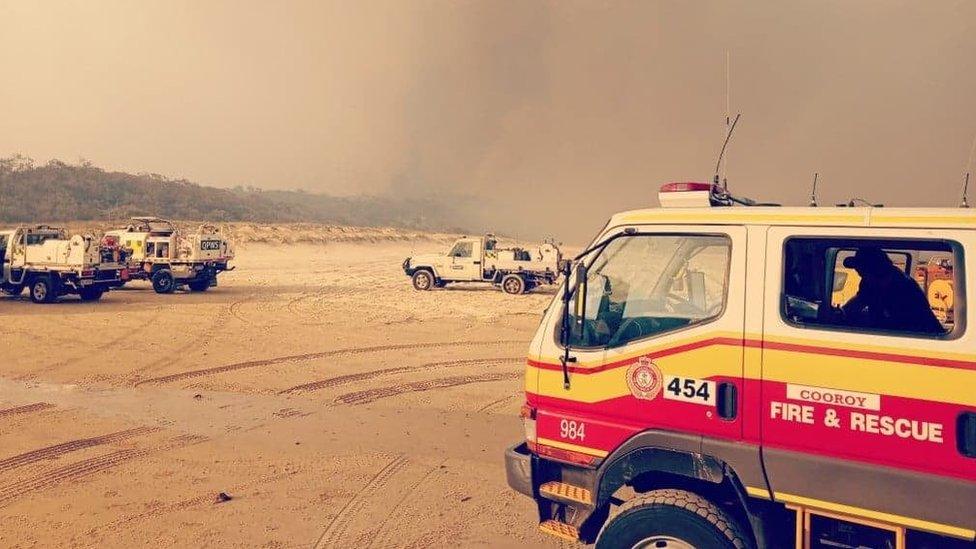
xmin=0 ymin=225 xmax=124 ymax=303
xmin=403 ymin=234 xmax=563 ymax=294
xmin=103 ymin=217 xmax=235 ymax=294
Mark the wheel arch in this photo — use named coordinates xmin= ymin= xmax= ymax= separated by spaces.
xmin=413 ymin=265 xmax=440 ymax=279
xmin=584 ymin=431 xmax=763 ymax=547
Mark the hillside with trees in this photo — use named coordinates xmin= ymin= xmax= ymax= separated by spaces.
xmin=0 ymin=155 xmax=481 ymax=232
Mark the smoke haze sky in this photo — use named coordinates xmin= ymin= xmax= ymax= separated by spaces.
xmin=2 ymin=1 xmax=975 ymax=241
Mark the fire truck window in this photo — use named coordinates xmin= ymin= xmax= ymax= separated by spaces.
xmin=567 ymin=234 xmax=731 ymax=349
xmin=782 ymin=238 xmax=962 ymax=337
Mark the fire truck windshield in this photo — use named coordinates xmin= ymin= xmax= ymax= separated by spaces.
xmin=566 ymin=233 xmax=731 ymax=349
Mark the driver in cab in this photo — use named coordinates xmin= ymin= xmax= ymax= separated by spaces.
xmin=840 ymin=247 xmax=944 ymax=335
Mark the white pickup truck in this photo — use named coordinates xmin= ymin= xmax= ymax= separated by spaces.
xmin=0 ymin=225 xmax=125 ymax=303
xmin=402 ymin=234 xmax=563 ymax=294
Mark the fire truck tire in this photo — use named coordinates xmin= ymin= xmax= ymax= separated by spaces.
xmin=501 ymin=274 xmax=525 ymax=295
xmin=595 ymin=489 xmax=751 ymax=549
xmin=412 ymin=270 xmax=434 ymax=291
xmin=152 ymin=269 xmax=177 ymax=294
xmin=28 ymin=276 xmax=59 ymax=304
xmin=79 ymin=287 xmax=104 ymax=302
xmin=188 ymin=278 xmax=211 ymax=292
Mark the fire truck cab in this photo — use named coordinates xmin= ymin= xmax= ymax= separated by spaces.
xmin=505 ymin=182 xmax=976 ymax=548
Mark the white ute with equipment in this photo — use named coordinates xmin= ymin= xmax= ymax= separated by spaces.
xmin=103 ymin=217 xmax=235 ymax=294
xmin=403 ymin=234 xmax=563 ymax=294
xmin=0 ymin=225 xmax=124 ymax=303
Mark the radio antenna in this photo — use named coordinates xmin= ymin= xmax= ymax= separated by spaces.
xmin=962 ymin=173 xmax=971 ymax=208
xmin=723 ymin=51 xmax=731 ymax=182
xmin=809 ymin=173 xmax=819 ymax=207
xmin=713 ymin=113 xmax=741 ymax=192
xmin=963 ymin=131 xmax=976 ymax=208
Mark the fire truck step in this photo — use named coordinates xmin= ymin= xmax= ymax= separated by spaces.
xmin=538 ymin=519 xmax=580 ymax=542
xmin=539 ymin=481 xmax=593 ymax=506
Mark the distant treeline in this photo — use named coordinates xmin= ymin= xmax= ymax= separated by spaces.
xmin=0 ymin=155 xmax=480 ymax=232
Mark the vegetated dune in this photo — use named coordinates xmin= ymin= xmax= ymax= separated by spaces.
xmin=4 ymin=220 xmax=553 ymax=250
xmin=19 ymin=221 xmax=464 ymax=247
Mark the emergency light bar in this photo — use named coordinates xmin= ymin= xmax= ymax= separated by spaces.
xmin=658 ymin=182 xmax=718 ymax=208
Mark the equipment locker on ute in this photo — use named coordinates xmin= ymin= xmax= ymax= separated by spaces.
xmin=505 ymin=182 xmax=976 ymax=548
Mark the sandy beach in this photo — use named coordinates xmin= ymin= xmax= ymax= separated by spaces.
xmin=0 ymin=237 xmax=565 ymax=548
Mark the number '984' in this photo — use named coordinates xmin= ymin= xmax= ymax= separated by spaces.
xmin=559 ymin=419 xmax=586 ymax=442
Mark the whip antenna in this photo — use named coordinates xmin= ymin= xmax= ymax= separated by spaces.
xmin=963 ymin=173 xmax=971 ymax=208
xmin=713 ymin=113 xmax=741 ymax=190
xmin=809 ymin=173 xmax=819 ymax=207
xmin=963 ymin=131 xmax=976 ymax=208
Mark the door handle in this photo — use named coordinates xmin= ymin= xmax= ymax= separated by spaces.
xmin=473 ymin=261 xmax=481 ymax=265
xmin=717 ymin=382 xmax=738 ymax=420
xmin=958 ymin=412 xmax=976 ymax=458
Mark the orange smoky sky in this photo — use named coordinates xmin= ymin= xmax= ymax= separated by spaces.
xmin=1 ymin=1 xmax=975 ymax=241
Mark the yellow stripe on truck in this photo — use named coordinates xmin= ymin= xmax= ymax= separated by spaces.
xmin=762 ymin=348 xmax=976 ymax=407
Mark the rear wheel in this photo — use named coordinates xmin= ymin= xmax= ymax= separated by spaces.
xmin=412 ymin=270 xmax=434 ymax=291
xmin=501 ymin=274 xmax=525 ymax=295
xmin=595 ymin=489 xmax=751 ymax=549
xmin=79 ymin=287 xmax=104 ymax=302
xmin=151 ymin=269 xmax=176 ymax=294
xmin=29 ymin=276 xmax=59 ymax=304
xmin=188 ymin=278 xmax=211 ymax=292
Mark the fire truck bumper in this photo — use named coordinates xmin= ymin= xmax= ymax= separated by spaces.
xmin=505 ymin=442 xmax=535 ymax=498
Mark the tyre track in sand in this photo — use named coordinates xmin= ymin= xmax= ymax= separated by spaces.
xmin=95 ymin=307 xmax=164 ymax=352
xmin=476 ymin=391 xmax=521 ymax=414
xmin=365 ymin=460 xmax=446 ymax=549
xmin=0 ymin=434 xmax=208 ymax=507
xmin=23 ymin=308 xmax=164 ymax=378
xmin=313 ymin=455 xmax=410 ymax=549
xmin=0 ymin=426 xmax=159 ymax=474
xmin=127 ymin=294 xmax=257 ymax=382
xmin=277 ymin=357 xmax=523 ymax=395
xmin=333 ymin=372 xmax=523 ymax=406
xmin=0 ymin=402 xmax=55 ymax=419
xmin=135 ymin=340 xmax=526 ymax=387
xmin=90 ymin=469 xmax=300 ymax=535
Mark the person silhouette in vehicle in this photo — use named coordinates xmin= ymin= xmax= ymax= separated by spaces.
xmin=840 ymin=247 xmax=945 ymax=334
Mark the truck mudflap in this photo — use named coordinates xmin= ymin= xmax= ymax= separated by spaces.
xmin=505 ymin=442 xmax=534 ymax=497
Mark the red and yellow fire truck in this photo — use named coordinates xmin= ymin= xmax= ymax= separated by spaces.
xmin=505 ymin=182 xmax=976 ymax=548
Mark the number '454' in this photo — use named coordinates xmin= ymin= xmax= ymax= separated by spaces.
xmin=666 ymin=376 xmax=712 ymax=403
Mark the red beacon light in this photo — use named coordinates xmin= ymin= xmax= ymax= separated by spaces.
xmin=658 ymin=181 xmax=718 ymax=208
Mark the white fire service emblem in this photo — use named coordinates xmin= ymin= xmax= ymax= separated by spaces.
xmin=627 ymin=357 xmax=663 ymax=401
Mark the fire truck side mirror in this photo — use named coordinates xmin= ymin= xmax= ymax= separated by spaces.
xmin=571 ymin=263 xmax=588 ymax=342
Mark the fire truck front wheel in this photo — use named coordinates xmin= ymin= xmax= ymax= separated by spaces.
xmin=151 ymin=269 xmax=177 ymax=294
xmin=595 ymin=489 xmax=751 ymax=549
xmin=28 ymin=276 xmax=60 ymax=304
